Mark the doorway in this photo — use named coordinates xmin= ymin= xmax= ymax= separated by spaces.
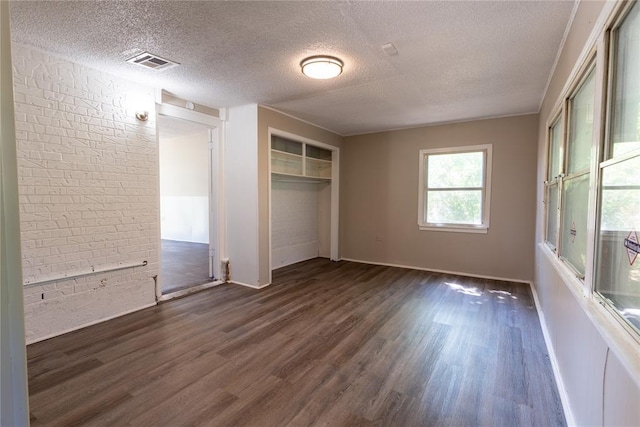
xmin=158 ymin=114 xmax=218 ymax=296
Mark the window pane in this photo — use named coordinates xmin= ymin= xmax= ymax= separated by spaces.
xmin=596 ymin=156 xmax=640 ymax=333
xmin=599 ymin=155 xmax=640 ymax=230
xmin=426 ymin=190 xmax=481 ymax=224
xmin=549 ymin=118 xmax=563 ymax=180
xmin=560 ymin=175 xmax=589 ymax=274
xmin=427 ymin=152 xmax=483 ymax=188
xmin=567 ymin=69 xmax=595 ymax=174
xmin=545 ymin=184 xmax=558 ymax=248
xmin=611 ymin=2 xmax=640 ymax=158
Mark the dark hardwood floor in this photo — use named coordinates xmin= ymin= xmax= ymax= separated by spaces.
xmin=161 ymin=239 xmax=211 ymax=294
xmin=27 ymin=259 xmax=566 ymax=426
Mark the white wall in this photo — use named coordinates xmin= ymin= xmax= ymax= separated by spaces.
xmin=12 ymin=44 xmax=158 ymax=343
xmin=271 ymin=180 xmax=330 ymax=268
xmin=159 ymin=131 xmax=209 ymax=243
xmin=225 ymin=104 xmax=260 ymax=287
xmin=534 ymin=2 xmax=640 ymax=425
xmin=1 ymin=3 xmax=29 ymax=423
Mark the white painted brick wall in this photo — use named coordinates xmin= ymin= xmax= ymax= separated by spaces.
xmin=12 ymin=44 xmax=159 ymax=343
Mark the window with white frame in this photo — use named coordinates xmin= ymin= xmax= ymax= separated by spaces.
xmin=561 ymin=67 xmax=596 ymax=277
xmin=418 ymin=145 xmax=492 ymax=233
xmin=544 ymin=64 xmax=596 ymax=279
xmin=544 ymin=116 xmax=563 ymax=250
xmin=595 ymin=1 xmax=640 ymax=335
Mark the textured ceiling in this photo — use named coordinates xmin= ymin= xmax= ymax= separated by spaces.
xmin=9 ymin=1 xmax=576 ymax=136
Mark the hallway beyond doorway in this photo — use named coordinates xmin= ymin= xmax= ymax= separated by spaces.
xmin=160 ymin=239 xmax=211 ymax=294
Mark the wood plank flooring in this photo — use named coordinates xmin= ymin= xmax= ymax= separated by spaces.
xmin=161 ymin=239 xmax=211 ymax=294
xmin=27 ymin=259 xmax=566 ymax=426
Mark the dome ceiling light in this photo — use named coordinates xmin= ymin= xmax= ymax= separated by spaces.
xmin=300 ymin=55 xmax=343 ymax=79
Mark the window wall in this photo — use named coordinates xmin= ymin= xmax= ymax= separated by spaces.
xmin=595 ymin=2 xmax=640 ymax=335
xmin=544 ymin=1 xmax=640 ymax=339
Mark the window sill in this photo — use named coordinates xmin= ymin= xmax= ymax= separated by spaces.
xmin=418 ymin=224 xmax=488 ymax=234
xmin=538 ymin=242 xmax=640 ymax=388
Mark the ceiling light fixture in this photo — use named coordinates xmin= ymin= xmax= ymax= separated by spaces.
xmin=301 ymin=55 xmax=343 ymax=79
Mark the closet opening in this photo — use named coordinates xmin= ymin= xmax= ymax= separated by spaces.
xmin=268 ymin=129 xmax=339 ymax=282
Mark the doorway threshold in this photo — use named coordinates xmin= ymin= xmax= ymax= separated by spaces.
xmin=159 ymin=280 xmax=225 ymax=302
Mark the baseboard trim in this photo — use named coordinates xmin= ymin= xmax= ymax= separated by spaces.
xmin=529 ymin=282 xmax=574 ymax=427
xmin=26 ymin=302 xmax=157 ymax=345
xmin=158 ymin=280 xmax=225 ymax=302
xmin=230 ymin=281 xmax=271 ymax=290
xmin=272 ymin=253 xmax=320 ymax=270
xmin=340 ymin=257 xmax=532 ymax=285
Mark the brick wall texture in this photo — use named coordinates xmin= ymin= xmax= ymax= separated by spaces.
xmin=12 ymin=44 xmax=159 ymax=342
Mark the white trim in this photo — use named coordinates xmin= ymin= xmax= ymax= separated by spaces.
xmin=541 ymin=242 xmax=589 ymax=299
xmin=269 ymin=128 xmax=339 ymax=152
xmin=217 ymin=121 xmax=227 ymax=271
xmin=538 ymin=0 xmax=580 ymax=113
xmin=544 ymin=0 xmax=618 ymax=120
xmin=267 ymin=127 xmax=340 ymax=285
xmin=259 ymin=105 xmax=344 ymax=136
xmin=208 ymin=128 xmax=216 ymax=279
xmin=330 ymin=148 xmax=340 ymax=260
xmin=156 ymin=102 xmax=222 ymax=128
xmin=418 ymin=144 xmax=492 ymax=232
xmin=340 ymin=257 xmax=531 ymax=285
xmin=583 ymin=40 xmax=606 ymax=299
xmin=158 ymin=280 xmax=225 ymax=302
xmin=543 ymin=107 xmax=565 ymax=251
xmin=230 ymin=280 xmax=271 ymax=290
xmin=156 ymin=99 xmax=226 ymax=295
xmin=418 ymin=224 xmax=488 ymax=234
xmin=26 ymin=302 xmax=157 ymax=345
xmin=529 ymin=281 xmax=575 ymax=427
xmin=343 ymin=111 xmax=538 ymax=138
xmin=1 ymin=5 xmax=30 ymax=422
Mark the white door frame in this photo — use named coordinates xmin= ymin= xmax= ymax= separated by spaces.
xmin=155 ymin=103 xmax=226 ymax=299
xmin=267 ymin=127 xmax=339 ymax=284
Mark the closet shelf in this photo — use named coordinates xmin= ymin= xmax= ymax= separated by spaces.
xmin=271 ymin=172 xmax=330 ymax=184
xmin=270 ymin=136 xmax=333 ymax=180
xmin=271 ymin=148 xmax=303 ymax=158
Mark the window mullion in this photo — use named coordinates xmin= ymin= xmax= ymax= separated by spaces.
xmin=556 ymin=99 xmax=569 ymax=259
xmin=556 ymin=175 xmax=564 ymax=254
xmin=584 ymin=34 xmax=609 ymax=295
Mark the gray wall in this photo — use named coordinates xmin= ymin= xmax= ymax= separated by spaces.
xmin=341 ymin=114 xmax=539 ymax=282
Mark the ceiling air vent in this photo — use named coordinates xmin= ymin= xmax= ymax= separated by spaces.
xmin=126 ymin=52 xmax=179 ymax=71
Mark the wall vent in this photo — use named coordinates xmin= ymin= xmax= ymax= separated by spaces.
xmin=126 ymin=52 xmax=179 ymax=71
